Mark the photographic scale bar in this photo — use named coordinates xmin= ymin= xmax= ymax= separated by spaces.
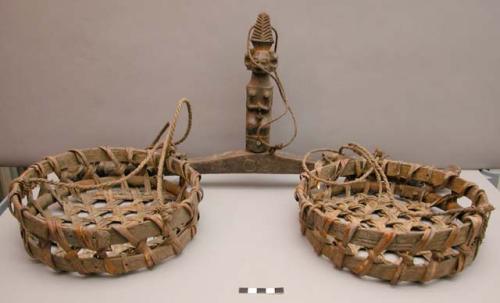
xmin=239 ymin=287 xmax=284 ymax=295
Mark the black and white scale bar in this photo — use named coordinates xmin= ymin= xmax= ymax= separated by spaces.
xmin=239 ymin=287 xmax=284 ymax=295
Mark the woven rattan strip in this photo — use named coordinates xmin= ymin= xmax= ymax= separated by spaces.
xmin=8 ymin=99 xmax=203 ymax=275
xmin=295 ymin=143 xmax=494 ymax=284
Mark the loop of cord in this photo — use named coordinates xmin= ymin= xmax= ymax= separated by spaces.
xmin=302 ymin=143 xmax=393 ymax=198
xmin=13 ymin=98 xmax=193 ymax=202
xmin=302 ymin=143 xmax=491 ymax=218
xmin=246 ymin=25 xmax=297 ymax=153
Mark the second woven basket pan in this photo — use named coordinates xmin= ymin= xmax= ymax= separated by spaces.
xmin=295 ymin=143 xmax=494 ymax=284
xmin=8 ymin=99 xmax=203 ymax=275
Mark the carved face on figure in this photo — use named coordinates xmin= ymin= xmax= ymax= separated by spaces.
xmin=244 ymin=49 xmax=278 ymax=74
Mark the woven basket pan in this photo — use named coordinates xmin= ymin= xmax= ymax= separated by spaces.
xmin=295 ymin=144 xmax=494 ymax=284
xmin=8 ymin=99 xmax=202 ymax=275
xmin=8 ymin=147 xmax=202 ymax=275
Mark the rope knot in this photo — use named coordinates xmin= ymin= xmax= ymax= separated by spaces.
xmin=268 ymin=143 xmax=284 ymax=154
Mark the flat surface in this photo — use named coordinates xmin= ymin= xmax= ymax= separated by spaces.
xmin=0 ymin=171 xmax=499 ymax=302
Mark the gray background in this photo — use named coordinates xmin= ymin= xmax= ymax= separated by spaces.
xmin=1 ymin=0 xmax=499 ymax=168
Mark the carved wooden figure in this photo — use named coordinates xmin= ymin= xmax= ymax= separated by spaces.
xmin=245 ymin=13 xmax=277 ymax=153
xmin=190 ymin=12 xmax=308 ymax=174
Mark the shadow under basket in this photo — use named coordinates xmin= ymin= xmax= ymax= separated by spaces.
xmin=295 ymin=144 xmax=494 ymax=284
xmin=8 ymin=147 xmax=202 ymax=275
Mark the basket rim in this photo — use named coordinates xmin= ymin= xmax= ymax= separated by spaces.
xmin=295 ymin=157 xmax=493 ymax=251
xmin=9 ymin=146 xmax=202 ymax=249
